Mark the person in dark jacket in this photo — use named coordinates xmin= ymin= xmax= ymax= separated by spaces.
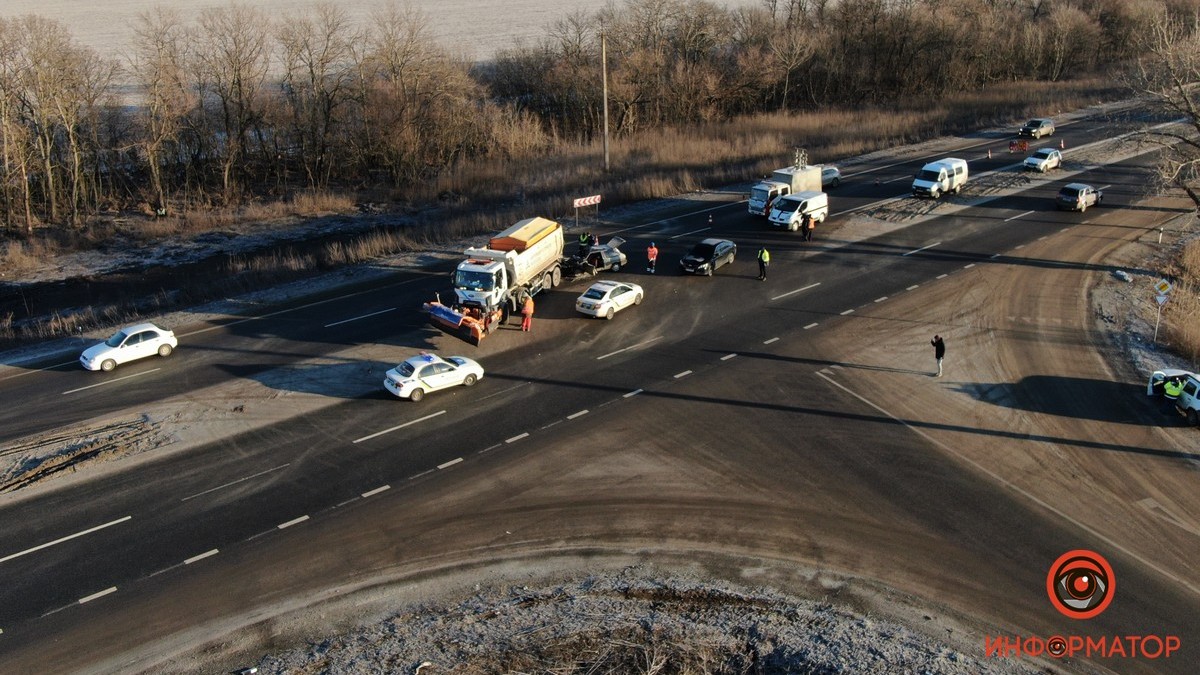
xmin=931 ymin=335 xmax=945 ymax=377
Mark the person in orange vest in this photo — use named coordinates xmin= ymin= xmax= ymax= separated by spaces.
xmin=646 ymin=242 xmax=658 ymax=273
xmin=521 ymin=294 xmax=535 ymax=332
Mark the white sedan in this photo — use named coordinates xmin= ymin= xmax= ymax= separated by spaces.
xmin=384 ymin=353 xmax=484 ymax=401
xmin=1023 ymin=148 xmax=1062 ymax=172
xmin=820 ymin=165 xmax=841 ymax=188
xmin=80 ymin=322 xmax=177 ymax=371
xmin=575 ymin=280 xmax=643 ymax=319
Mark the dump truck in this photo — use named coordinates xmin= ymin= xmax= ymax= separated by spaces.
xmin=748 ymin=165 xmax=823 ymax=216
xmin=424 ymin=217 xmax=565 ymax=344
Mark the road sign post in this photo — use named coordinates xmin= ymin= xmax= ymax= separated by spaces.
xmin=572 ymin=194 xmax=602 ymax=230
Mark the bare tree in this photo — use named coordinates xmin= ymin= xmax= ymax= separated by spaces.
xmin=1130 ymin=10 xmax=1200 ymax=213
xmin=130 ymin=7 xmax=193 ymax=213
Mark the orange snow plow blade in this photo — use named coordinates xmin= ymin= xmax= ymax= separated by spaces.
xmin=423 ymin=300 xmax=488 ymax=345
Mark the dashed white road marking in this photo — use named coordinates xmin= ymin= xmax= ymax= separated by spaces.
xmin=624 ymin=389 xmax=643 ymax=398
xmin=906 ymin=285 xmax=919 ymax=290
xmin=763 ymin=337 xmax=780 ymax=344
xmin=804 ymin=322 xmax=819 ymax=329
xmin=479 ymin=381 xmax=529 ymax=400
xmin=324 ymin=307 xmax=395 ymax=328
xmin=771 ymin=282 xmax=821 ymax=301
xmin=0 ymin=515 xmax=132 ymax=564
xmin=79 ymin=587 xmax=117 ymax=604
xmin=1004 ymin=209 xmax=1036 ymax=222
xmin=874 ymin=296 xmax=888 ymax=303
xmin=1038 ymin=236 xmax=1047 ymax=240
xmin=478 ymin=443 xmax=502 ymax=454
xmin=990 ymin=253 xmax=1001 ymax=259
xmin=62 ymin=368 xmax=161 ymax=395
xmin=935 ymin=274 xmax=948 ymax=279
xmin=506 ymin=432 xmax=529 ymax=443
xmin=674 ymin=370 xmax=692 ymax=378
xmin=963 ymin=263 xmax=975 ymax=269
xmin=181 ymin=463 xmax=290 ymax=501
xmin=184 ymin=549 xmax=219 ymax=565
xmin=598 ymin=336 xmax=663 ymax=360
xmin=720 ymin=353 xmax=737 ymax=361
xmin=277 ymin=516 xmax=309 ymax=529
xmin=437 ymin=458 xmax=463 ymax=469
xmin=1013 ymin=244 xmax=1024 ymax=250
xmin=903 ymin=242 xmax=940 ymax=256
xmin=540 ymin=420 xmax=562 ymax=429
xmin=669 ymin=226 xmax=711 ymax=240
xmin=567 ymin=410 xmax=589 ymax=420
xmin=362 ymin=485 xmax=390 ymax=498
xmin=410 ymin=469 xmax=434 ymax=480
xmin=353 ymin=410 xmax=446 ymax=444
xmin=840 ymin=309 xmax=855 ymax=316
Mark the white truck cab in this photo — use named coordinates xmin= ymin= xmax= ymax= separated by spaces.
xmin=768 ymin=190 xmax=829 ymax=231
xmin=748 ymin=165 xmax=822 ymax=216
xmin=912 ymin=158 xmax=968 ymax=199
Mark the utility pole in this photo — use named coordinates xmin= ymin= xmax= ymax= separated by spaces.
xmin=601 ymin=25 xmax=610 ymax=172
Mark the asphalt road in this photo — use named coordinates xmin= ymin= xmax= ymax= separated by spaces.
xmin=0 ymin=108 xmax=1196 ymax=673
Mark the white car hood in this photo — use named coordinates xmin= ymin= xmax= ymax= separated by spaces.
xmin=81 ymin=343 xmax=114 ymax=361
xmin=912 ymin=177 xmax=940 ymax=189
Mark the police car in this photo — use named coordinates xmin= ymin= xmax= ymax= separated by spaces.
xmin=384 ymin=353 xmax=484 ymax=401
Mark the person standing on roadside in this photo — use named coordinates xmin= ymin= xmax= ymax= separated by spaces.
xmin=757 ymin=247 xmax=770 ymax=281
xmin=805 ymin=215 xmax=816 ymax=242
xmin=521 ymin=294 xmax=535 ymax=332
xmin=801 ymin=213 xmax=813 ymax=241
xmin=931 ymin=334 xmax=945 ymax=377
xmin=646 ymin=241 xmax=659 ymax=274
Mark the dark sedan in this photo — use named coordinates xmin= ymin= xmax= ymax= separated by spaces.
xmin=679 ymin=238 xmax=736 ymax=276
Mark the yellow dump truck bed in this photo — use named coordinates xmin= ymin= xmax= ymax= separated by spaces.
xmin=489 ymin=217 xmax=560 ymax=252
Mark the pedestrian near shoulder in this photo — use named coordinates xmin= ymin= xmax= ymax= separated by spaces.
xmin=646 ymin=241 xmax=659 ymax=273
xmin=931 ymin=334 xmax=945 ymax=377
xmin=757 ymin=247 xmax=770 ymax=281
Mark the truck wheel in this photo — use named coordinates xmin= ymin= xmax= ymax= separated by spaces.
xmin=551 ymin=266 xmax=562 ymax=287
xmin=543 ymin=272 xmax=554 ymax=290
xmin=409 ymin=388 xmax=424 ymax=402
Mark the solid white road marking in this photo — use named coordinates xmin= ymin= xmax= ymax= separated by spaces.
xmin=437 ymin=458 xmax=463 ymax=469
xmin=1004 ymin=210 xmax=1036 ymax=222
xmin=763 ymin=337 xmax=779 ymax=345
xmin=597 ymin=336 xmax=663 ymax=360
xmin=567 ymin=410 xmax=589 ymax=420
xmin=874 ymin=296 xmax=888 ymax=303
xmin=815 ymin=370 xmax=1200 ymax=598
xmin=184 ymin=549 xmax=219 ymax=565
xmin=720 ymin=353 xmax=737 ymax=361
xmin=903 ymin=242 xmax=940 ymax=257
xmin=935 ymin=274 xmax=948 ymax=279
xmin=62 ymin=368 xmax=161 ymax=395
xmin=0 ymin=515 xmax=132 ymax=564
xmin=506 ymin=432 xmax=529 ymax=443
xmin=181 ymin=463 xmax=291 ymax=501
xmin=804 ymin=322 xmax=819 ymax=329
xmin=324 ymin=307 xmax=395 ymax=328
xmin=669 ymin=226 xmax=711 ymax=240
xmin=674 ymin=370 xmax=692 ymax=378
xmin=771 ymin=282 xmax=820 ymax=301
xmin=353 ymin=410 xmax=446 ymax=444
xmin=624 ymin=389 xmax=643 ymax=398
xmin=277 ymin=516 xmax=309 ymax=529
xmin=840 ymin=309 xmax=855 ymax=315
xmin=79 ymin=587 xmax=117 ymax=604
xmin=361 ymin=485 xmax=390 ymax=498
xmin=906 ymin=285 xmax=919 ymax=290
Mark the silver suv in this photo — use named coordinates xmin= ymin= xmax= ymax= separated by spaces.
xmin=1018 ymin=118 xmax=1055 ymax=139
xmin=1177 ymin=375 xmax=1200 ymax=425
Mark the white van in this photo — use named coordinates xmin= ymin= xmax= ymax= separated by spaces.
xmin=768 ymin=190 xmax=829 ymax=231
xmin=912 ymin=158 xmax=968 ymax=199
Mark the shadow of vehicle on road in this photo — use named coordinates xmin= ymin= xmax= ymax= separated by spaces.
xmin=956 ymin=375 xmax=1186 ymax=426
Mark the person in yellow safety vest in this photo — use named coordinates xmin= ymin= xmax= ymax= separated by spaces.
xmin=1165 ymin=377 xmax=1184 ymax=400
xmin=757 ymin=247 xmax=770 ymax=281
xmin=521 ymin=295 xmax=535 ymax=332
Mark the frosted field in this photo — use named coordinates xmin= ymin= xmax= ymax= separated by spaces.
xmin=3 ymin=0 xmax=756 ymax=64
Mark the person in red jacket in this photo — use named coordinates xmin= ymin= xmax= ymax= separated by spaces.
xmin=646 ymin=242 xmax=659 ymax=273
xmin=521 ymin=295 xmax=535 ymax=332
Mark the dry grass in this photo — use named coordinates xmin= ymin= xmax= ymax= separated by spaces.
xmin=1164 ymin=237 xmax=1200 ymax=362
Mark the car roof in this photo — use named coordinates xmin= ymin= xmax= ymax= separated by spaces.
xmin=699 ymin=238 xmax=732 ymax=245
xmin=1062 ymin=182 xmax=1091 ymax=190
xmin=1027 ymin=118 xmax=1051 ymax=123
xmin=587 ymin=280 xmax=621 ymax=290
xmin=403 ymin=353 xmax=447 ymax=366
xmin=121 ymin=322 xmax=165 ymax=333
xmin=1032 ymin=148 xmax=1056 ymax=154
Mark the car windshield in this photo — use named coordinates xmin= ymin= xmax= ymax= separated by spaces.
xmin=1034 ymin=149 xmax=1053 ymax=159
xmin=582 ymin=288 xmax=607 ymax=300
xmin=750 ymin=187 xmax=770 ymax=201
xmin=775 ymin=200 xmax=801 ymax=213
xmin=1024 ymin=120 xmax=1040 ymax=127
xmin=454 ymin=269 xmax=494 ymax=291
xmin=104 ymin=331 xmax=129 ymax=348
xmin=689 ymin=243 xmax=716 ymax=258
xmin=917 ymin=169 xmax=942 ymax=181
